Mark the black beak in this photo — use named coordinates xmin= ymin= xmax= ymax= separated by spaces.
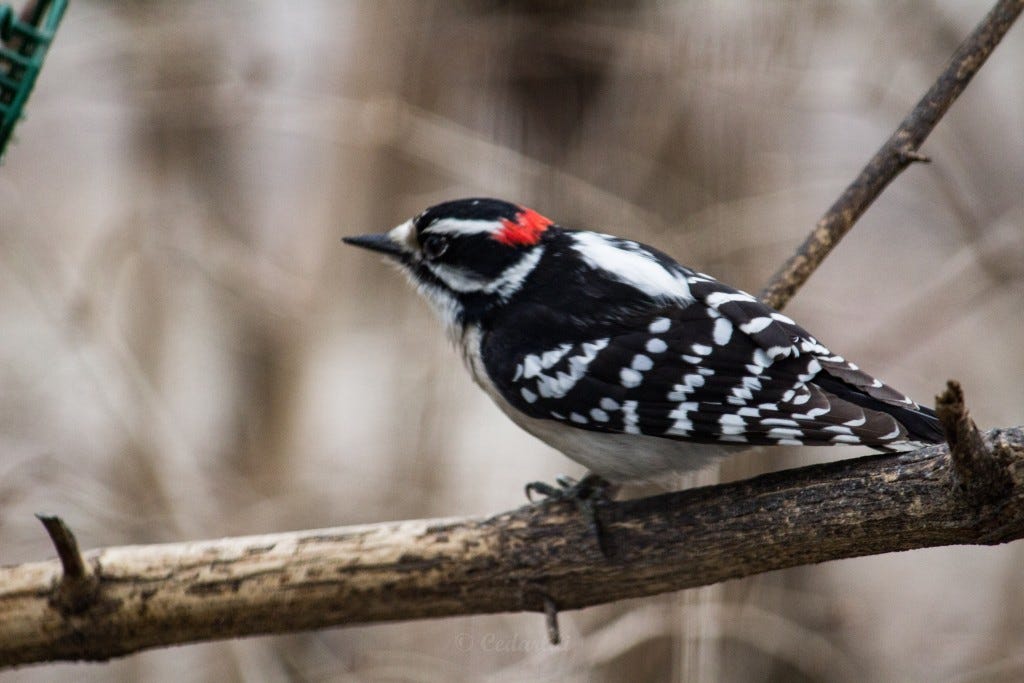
xmin=342 ymin=233 xmax=407 ymax=258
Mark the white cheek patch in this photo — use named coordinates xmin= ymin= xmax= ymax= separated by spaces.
xmin=424 ymin=262 xmax=488 ymax=293
xmin=423 ymin=246 xmax=545 ymax=298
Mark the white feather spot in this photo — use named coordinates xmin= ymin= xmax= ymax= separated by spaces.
xmin=522 ymin=355 xmax=543 ymax=379
xmin=880 ymin=425 xmax=902 ymax=440
xmin=520 ymin=387 xmax=537 ymax=403
xmin=761 ymin=418 xmax=799 ymax=427
xmin=541 ymin=344 xmax=573 ymax=369
xmin=590 ymin=408 xmax=610 ymax=422
xmin=622 ymin=400 xmax=641 ymax=434
xmin=692 ymin=343 xmax=713 ymax=356
xmin=667 ymin=373 xmax=706 ymax=401
xmin=731 ymin=386 xmax=753 ymax=401
xmin=581 ymin=338 xmax=610 ymax=359
xmin=600 ymin=397 xmax=620 ymax=411
xmin=824 ymin=425 xmax=853 ymax=434
xmin=719 ymin=414 xmax=746 ymax=436
xmin=554 ymin=371 xmax=577 ymax=395
xmin=667 ymin=401 xmax=698 ymax=434
xmin=740 ymin=317 xmax=773 ymax=334
xmin=620 ymin=368 xmax=643 ymax=388
xmin=648 ymin=317 xmax=671 ymax=334
xmin=536 ymin=374 xmax=559 ymax=398
xmin=685 ymin=373 xmax=706 ymax=388
xmin=705 ymin=291 xmax=757 ymax=307
xmin=645 ymin=338 xmax=668 ymax=354
xmin=570 ymin=412 xmax=588 ymax=424
xmin=631 ymin=354 xmax=654 ymax=372
xmin=796 ymin=406 xmax=830 ymax=419
xmin=713 ymin=318 xmax=734 ymax=346
xmin=770 ymin=312 xmax=795 ymax=325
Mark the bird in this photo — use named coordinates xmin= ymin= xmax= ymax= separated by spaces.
xmin=344 ymin=197 xmax=944 ymax=496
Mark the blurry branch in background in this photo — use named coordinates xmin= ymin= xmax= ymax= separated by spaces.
xmin=2 ymin=424 xmax=1023 ymax=667
xmin=759 ymin=0 xmax=1024 ymax=310
xmin=1 ymin=0 xmax=1023 ymax=671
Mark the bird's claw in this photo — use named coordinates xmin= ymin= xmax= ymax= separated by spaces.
xmin=524 ymin=473 xmax=614 ymax=556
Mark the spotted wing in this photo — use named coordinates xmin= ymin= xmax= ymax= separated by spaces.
xmin=488 ymin=275 xmax=942 ymax=450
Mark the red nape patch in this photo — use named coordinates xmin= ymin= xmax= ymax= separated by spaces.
xmin=494 ymin=208 xmax=552 ymax=246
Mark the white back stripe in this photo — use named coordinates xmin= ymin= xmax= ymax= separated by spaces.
xmin=570 ymin=232 xmax=692 ymax=302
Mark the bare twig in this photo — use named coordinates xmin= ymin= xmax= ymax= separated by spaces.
xmin=543 ymin=595 xmax=561 ymax=646
xmin=2 ymin=427 xmax=1023 ymax=668
xmin=34 ymin=514 xmax=99 ymax=614
xmin=759 ymin=0 xmax=1024 ymax=310
xmin=936 ymin=381 xmax=1014 ymax=504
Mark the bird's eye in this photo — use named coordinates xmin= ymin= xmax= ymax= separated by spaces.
xmin=421 ymin=234 xmax=450 ymax=260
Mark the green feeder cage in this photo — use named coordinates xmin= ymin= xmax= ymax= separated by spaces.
xmin=0 ymin=0 xmax=68 ymax=161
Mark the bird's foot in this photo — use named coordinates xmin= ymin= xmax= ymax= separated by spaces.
xmin=525 ymin=473 xmax=615 ymax=556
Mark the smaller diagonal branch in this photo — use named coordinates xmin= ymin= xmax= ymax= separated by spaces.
xmin=759 ymin=0 xmax=1024 ymax=310
xmin=936 ymin=381 xmax=1013 ymax=504
xmin=35 ymin=513 xmax=99 ymax=614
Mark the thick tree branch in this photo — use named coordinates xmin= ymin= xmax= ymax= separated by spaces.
xmin=759 ymin=0 xmax=1024 ymax=310
xmin=2 ymin=426 xmax=1023 ymax=667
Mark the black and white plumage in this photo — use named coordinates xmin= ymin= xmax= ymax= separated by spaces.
xmin=344 ymin=198 xmax=943 ymax=482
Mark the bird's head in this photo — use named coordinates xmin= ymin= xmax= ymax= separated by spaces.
xmin=344 ymin=198 xmax=553 ymax=332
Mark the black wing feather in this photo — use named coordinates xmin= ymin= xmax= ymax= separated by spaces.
xmin=480 ymin=251 xmax=942 ymax=451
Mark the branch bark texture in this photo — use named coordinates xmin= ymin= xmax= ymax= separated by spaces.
xmin=2 ymin=427 xmax=1024 ymax=667
xmin=759 ymin=0 xmax=1024 ymax=310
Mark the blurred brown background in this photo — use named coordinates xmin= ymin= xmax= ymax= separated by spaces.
xmin=2 ymin=1 xmax=1023 ymax=681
